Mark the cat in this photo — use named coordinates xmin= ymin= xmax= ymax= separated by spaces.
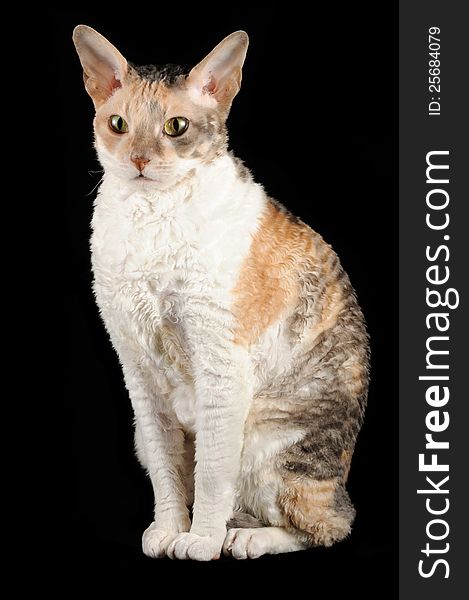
xmin=73 ymin=25 xmax=369 ymax=561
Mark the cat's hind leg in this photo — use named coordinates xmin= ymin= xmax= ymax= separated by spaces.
xmin=224 ymin=478 xmax=354 ymax=559
xmin=277 ymin=476 xmax=355 ymax=548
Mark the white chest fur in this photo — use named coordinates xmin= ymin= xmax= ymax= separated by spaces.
xmin=90 ymin=156 xmax=265 ymax=425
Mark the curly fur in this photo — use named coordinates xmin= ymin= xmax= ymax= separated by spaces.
xmin=73 ymin=24 xmax=369 ymax=561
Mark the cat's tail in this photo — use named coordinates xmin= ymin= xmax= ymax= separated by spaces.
xmin=227 ymin=511 xmax=264 ymax=529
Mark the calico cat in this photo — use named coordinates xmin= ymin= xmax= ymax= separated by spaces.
xmin=73 ymin=25 xmax=369 ymax=561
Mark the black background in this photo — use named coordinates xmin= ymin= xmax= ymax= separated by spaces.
xmin=57 ymin=3 xmax=397 ymax=594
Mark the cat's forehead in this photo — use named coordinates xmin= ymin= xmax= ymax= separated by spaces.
xmin=109 ymin=66 xmax=200 ymax=118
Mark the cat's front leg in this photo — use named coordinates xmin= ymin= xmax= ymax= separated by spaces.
xmin=167 ymin=324 xmax=252 ymax=561
xmin=122 ymin=362 xmax=191 ymax=558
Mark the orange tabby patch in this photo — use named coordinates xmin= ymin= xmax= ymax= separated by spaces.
xmin=232 ymin=202 xmax=315 ymax=346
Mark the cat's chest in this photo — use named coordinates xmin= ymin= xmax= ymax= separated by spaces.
xmin=90 ymin=190 xmax=248 ymax=346
xmin=93 ymin=190 xmax=240 ymax=291
xmin=93 ymin=192 xmax=224 ymax=277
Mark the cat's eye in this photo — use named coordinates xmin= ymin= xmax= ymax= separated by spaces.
xmin=164 ymin=117 xmax=189 ymax=137
xmin=109 ymin=115 xmax=129 ymax=134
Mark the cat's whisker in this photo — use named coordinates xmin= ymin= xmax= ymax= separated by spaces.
xmin=86 ymin=176 xmax=104 ymax=197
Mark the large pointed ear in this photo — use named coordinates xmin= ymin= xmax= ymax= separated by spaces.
xmin=186 ymin=31 xmax=249 ymax=109
xmin=72 ymin=25 xmax=128 ymax=107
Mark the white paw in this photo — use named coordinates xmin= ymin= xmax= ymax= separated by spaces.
xmin=223 ymin=528 xmax=270 ymax=559
xmin=166 ymin=532 xmax=222 ymax=561
xmin=142 ymin=522 xmax=180 ymax=558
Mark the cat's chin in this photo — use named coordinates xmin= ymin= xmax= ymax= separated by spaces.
xmin=127 ymin=168 xmax=197 ymax=192
xmin=126 ymin=175 xmax=182 ymax=194
xmin=132 ymin=175 xmax=165 ymax=188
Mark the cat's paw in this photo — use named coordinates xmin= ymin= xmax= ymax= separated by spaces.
xmin=223 ymin=528 xmax=269 ymax=559
xmin=166 ymin=532 xmax=222 ymax=561
xmin=142 ymin=522 xmax=180 ymax=558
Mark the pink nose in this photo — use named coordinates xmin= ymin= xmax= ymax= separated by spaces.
xmin=131 ymin=156 xmax=150 ymax=172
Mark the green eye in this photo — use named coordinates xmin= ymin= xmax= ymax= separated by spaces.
xmin=109 ymin=115 xmax=128 ymax=133
xmin=164 ymin=116 xmax=189 ymax=137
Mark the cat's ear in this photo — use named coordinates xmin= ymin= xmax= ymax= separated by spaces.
xmin=186 ymin=31 xmax=249 ymax=109
xmin=72 ymin=25 xmax=128 ymax=107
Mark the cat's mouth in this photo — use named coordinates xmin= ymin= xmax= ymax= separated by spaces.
xmin=135 ymin=174 xmax=153 ymax=182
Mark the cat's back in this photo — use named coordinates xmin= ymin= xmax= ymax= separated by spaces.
xmin=229 ymin=197 xmax=368 ymax=398
xmin=232 ymin=197 xmax=367 ymax=347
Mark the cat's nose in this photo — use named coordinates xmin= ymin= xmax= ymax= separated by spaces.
xmin=131 ymin=154 xmax=150 ymax=172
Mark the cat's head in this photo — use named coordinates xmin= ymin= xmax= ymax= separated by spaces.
xmin=73 ymin=25 xmax=248 ymax=190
